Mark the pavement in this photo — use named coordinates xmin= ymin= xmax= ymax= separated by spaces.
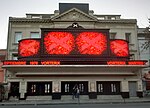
xmin=0 ymin=97 xmax=150 ymax=106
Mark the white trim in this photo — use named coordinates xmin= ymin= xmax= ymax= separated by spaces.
xmin=2 ymin=64 xmax=148 ymax=68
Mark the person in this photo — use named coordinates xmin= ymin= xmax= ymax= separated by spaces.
xmin=72 ymin=84 xmax=77 ymax=99
xmin=76 ymin=86 xmax=80 ymax=98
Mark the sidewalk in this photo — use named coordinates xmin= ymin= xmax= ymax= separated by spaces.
xmin=1 ymin=97 xmax=150 ymax=106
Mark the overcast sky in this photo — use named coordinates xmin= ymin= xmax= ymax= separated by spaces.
xmin=0 ymin=0 xmax=150 ymax=49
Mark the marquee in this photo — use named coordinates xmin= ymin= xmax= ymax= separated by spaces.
xmin=3 ymin=60 xmax=147 ymax=66
xmin=3 ymin=27 xmax=147 ymax=67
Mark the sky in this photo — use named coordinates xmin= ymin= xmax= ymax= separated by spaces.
xmin=0 ymin=0 xmax=150 ymax=49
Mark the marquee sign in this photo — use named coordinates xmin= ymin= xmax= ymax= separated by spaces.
xmin=17 ymin=28 xmax=130 ymax=61
xmin=3 ymin=60 xmax=147 ymax=66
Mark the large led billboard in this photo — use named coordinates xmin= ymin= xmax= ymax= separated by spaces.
xmin=41 ymin=29 xmax=110 ymax=60
xmin=18 ymin=28 xmax=129 ymax=61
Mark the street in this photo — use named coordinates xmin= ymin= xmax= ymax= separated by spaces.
xmin=0 ymin=103 xmax=150 ymax=108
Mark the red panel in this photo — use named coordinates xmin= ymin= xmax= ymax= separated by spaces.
xmin=76 ymin=32 xmax=107 ymax=55
xmin=110 ymin=40 xmax=129 ymax=57
xmin=19 ymin=40 xmax=40 ymax=57
xmin=44 ymin=32 xmax=74 ymax=54
xmin=107 ymin=61 xmax=126 ymax=65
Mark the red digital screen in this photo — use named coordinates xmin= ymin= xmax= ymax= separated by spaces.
xmin=43 ymin=31 xmax=108 ymax=55
xmin=76 ymin=32 xmax=107 ymax=55
xmin=44 ymin=32 xmax=74 ymax=54
xmin=110 ymin=40 xmax=129 ymax=57
xmin=3 ymin=60 xmax=147 ymax=65
xmin=17 ymin=29 xmax=131 ymax=61
xmin=19 ymin=39 xmax=40 ymax=57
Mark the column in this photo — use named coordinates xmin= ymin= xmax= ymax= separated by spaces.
xmin=6 ymin=82 xmax=11 ymax=99
xmin=137 ymin=80 xmax=143 ymax=97
xmin=121 ymin=80 xmax=129 ymax=98
xmin=52 ymin=81 xmax=61 ymax=99
xmin=19 ymin=81 xmax=27 ymax=100
xmin=88 ymin=81 xmax=97 ymax=99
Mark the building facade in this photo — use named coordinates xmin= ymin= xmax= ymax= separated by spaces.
xmin=138 ymin=28 xmax=150 ymax=92
xmin=0 ymin=49 xmax=6 ymax=83
xmin=0 ymin=49 xmax=6 ymax=101
xmin=3 ymin=3 xmax=148 ymax=100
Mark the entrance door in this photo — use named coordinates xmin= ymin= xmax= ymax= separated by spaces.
xmin=97 ymin=81 xmax=120 ymax=95
xmin=129 ymin=81 xmax=137 ymax=97
xmin=61 ymin=81 xmax=88 ymax=95
xmin=10 ymin=82 xmax=19 ymax=97
xmin=27 ymin=82 xmax=52 ymax=96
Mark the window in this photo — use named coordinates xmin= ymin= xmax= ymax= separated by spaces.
xmin=31 ymin=84 xmax=36 ymax=93
xmin=138 ymin=36 xmax=145 ymax=40
xmin=125 ymin=33 xmax=131 ymax=43
xmin=108 ymin=16 xmax=111 ymax=20
xmin=15 ymin=32 xmax=22 ymax=43
xmin=110 ymin=33 xmax=116 ymax=39
xmin=12 ymin=54 xmax=18 ymax=60
xmin=98 ymin=83 xmax=103 ymax=92
xmin=45 ymin=84 xmax=50 ymax=93
xmin=130 ymin=54 xmax=135 ymax=60
xmin=111 ymin=83 xmax=116 ymax=92
xmin=12 ymin=56 xmax=18 ymax=60
xmin=79 ymin=84 xmax=84 ymax=92
xmin=30 ymin=32 xmax=40 ymax=38
xmin=65 ymin=84 xmax=69 ymax=92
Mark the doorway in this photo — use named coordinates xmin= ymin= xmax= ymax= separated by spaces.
xmin=61 ymin=81 xmax=88 ymax=95
xmin=27 ymin=82 xmax=52 ymax=96
xmin=10 ymin=82 xmax=19 ymax=97
xmin=129 ymin=81 xmax=137 ymax=97
xmin=97 ymin=81 xmax=120 ymax=95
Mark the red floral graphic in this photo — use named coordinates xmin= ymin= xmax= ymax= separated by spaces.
xmin=110 ymin=40 xmax=129 ymax=57
xmin=44 ymin=32 xmax=74 ymax=54
xmin=76 ymin=32 xmax=107 ymax=55
xmin=19 ymin=40 xmax=40 ymax=57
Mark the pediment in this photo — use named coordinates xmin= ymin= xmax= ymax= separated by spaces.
xmin=51 ymin=8 xmax=97 ymax=21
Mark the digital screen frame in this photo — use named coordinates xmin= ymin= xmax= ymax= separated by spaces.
xmin=41 ymin=28 xmax=110 ymax=60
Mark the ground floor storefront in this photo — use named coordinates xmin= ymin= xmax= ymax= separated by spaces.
xmin=2 ymin=64 xmax=147 ymax=100
xmin=8 ymin=78 xmax=143 ymax=100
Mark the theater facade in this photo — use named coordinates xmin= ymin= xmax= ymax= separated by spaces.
xmin=3 ymin=3 xmax=148 ymax=100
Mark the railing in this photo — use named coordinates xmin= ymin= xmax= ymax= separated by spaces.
xmin=143 ymin=90 xmax=150 ymax=97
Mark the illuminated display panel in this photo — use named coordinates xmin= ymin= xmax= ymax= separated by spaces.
xmin=3 ymin=60 xmax=147 ymax=65
xmin=110 ymin=39 xmax=129 ymax=57
xmin=76 ymin=32 xmax=107 ymax=55
xmin=42 ymin=29 xmax=109 ymax=58
xmin=44 ymin=32 xmax=74 ymax=54
xmin=18 ymin=29 xmax=131 ymax=61
xmin=18 ymin=39 xmax=40 ymax=58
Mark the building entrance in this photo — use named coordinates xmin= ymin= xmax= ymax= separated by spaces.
xmin=61 ymin=81 xmax=88 ymax=95
xmin=97 ymin=81 xmax=120 ymax=95
xmin=129 ymin=81 xmax=137 ymax=97
xmin=10 ymin=82 xmax=19 ymax=98
xmin=27 ymin=82 xmax=52 ymax=96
